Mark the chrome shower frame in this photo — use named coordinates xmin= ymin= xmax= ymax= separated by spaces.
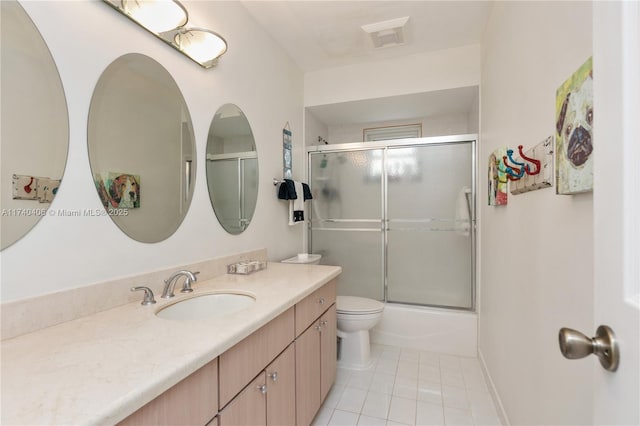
xmin=307 ymin=134 xmax=477 ymax=312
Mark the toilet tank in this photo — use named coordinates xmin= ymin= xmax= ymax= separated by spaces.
xmin=281 ymin=253 xmax=322 ymax=265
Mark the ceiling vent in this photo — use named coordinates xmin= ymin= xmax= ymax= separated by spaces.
xmin=361 ymin=16 xmax=410 ymax=49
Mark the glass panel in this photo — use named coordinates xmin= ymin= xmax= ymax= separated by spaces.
xmin=387 ymin=144 xmax=472 ymax=220
xmin=387 ymin=230 xmax=472 ymax=308
xmin=310 ymin=149 xmax=384 ymax=300
xmin=386 ymin=143 xmax=473 ymax=309
xmin=311 ymin=229 xmax=384 ymax=300
xmin=309 ymin=150 xmax=383 ymax=221
xmin=242 ymin=158 xmax=258 ymax=230
xmin=207 ymin=158 xmax=241 ymax=233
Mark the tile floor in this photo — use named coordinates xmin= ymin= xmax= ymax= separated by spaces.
xmin=312 ymin=344 xmax=502 ymax=426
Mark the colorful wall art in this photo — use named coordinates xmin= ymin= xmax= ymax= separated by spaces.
xmin=36 ymin=178 xmax=60 ymax=203
xmin=12 ymin=174 xmax=38 ymax=200
xmin=555 ymin=57 xmax=593 ymax=194
xmin=488 ymin=148 xmax=508 ymax=206
xmin=12 ymin=174 xmax=60 ymax=203
xmin=94 ymin=172 xmax=140 ymax=209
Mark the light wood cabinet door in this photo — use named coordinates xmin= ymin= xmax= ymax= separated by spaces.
xmin=219 ymin=307 xmax=294 ymax=407
xmin=295 ymin=322 xmax=321 ymax=426
xmin=119 ymin=358 xmax=218 ymax=426
xmin=266 ymin=344 xmax=296 ymax=426
xmin=219 ymin=373 xmax=267 ymax=426
xmin=320 ymin=304 xmax=337 ymax=402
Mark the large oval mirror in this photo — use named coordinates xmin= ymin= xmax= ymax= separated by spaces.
xmin=88 ymin=53 xmax=196 ymax=243
xmin=1 ymin=0 xmax=70 ymax=250
xmin=206 ymin=104 xmax=258 ymax=234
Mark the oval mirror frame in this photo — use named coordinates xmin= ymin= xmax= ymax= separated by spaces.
xmin=87 ymin=53 xmax=196 ymax=243
xmin=206 ymin=104 xmax=259 ymax=235
xmin=1 ymin=0 xmax=70 ymax=250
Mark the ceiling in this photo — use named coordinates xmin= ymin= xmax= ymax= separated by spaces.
xmin=240 ymin=1 xmax=492 ymax=73
xmin=238 ymin=2 xmax=490 ymax=126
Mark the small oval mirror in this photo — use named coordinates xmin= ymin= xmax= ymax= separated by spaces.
xmin=1 ymin=0 xmax=70 ymax=250
xmin=206 ymin=104 xmax=258 ymax=234
xmin=88 ymin=53 xmax=196 ymax=243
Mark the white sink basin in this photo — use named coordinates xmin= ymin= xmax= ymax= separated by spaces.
xmin=156 ymin=292 xmax=255 ymax=321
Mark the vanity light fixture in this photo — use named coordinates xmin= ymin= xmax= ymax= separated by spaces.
xmin=174 ymin=28 xmax=227 ymax=68
xmin=103 ymin=0 xmax=228 ymax=68
xmin=120 ymin=0 xmax=187 ymax=33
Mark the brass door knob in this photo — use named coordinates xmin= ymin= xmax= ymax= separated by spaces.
xmin=558 ymin=325 xmax=619 ymax=372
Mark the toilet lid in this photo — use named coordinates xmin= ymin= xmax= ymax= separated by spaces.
xmin=336 ymin=296 xmax=384 ymax=314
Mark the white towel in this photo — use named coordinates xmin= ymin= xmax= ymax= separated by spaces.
xmin=289 ymin=181 xmax=305 ymax=226
xmin=288 ymin=201 xmax=295 ymax=226
xmin=294 ymin=181 xmax=304 ymax=213
xmin=455 ymin=186 xmax=471 ymax=236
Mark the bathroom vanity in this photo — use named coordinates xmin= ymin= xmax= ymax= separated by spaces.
xmin=0 ymin=261 xmax=340 ymax=425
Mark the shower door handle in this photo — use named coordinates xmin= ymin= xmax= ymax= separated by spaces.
xmin=558 ymin=325 xmax=619 ymax=371
xmin=464 ymin=191 xmax=472 ymax=221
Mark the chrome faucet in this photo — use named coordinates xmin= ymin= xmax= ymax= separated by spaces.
xmin=161 ymin=270 xmax=199 ymax=298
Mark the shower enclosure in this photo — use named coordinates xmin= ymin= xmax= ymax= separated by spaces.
xmin=308 ymin=135 xmax=476 ymax=310
xmin=206 ymin=154 xmax=258 ymax=233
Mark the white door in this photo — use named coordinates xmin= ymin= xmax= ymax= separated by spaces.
xmin=592 ymin=1 xmax=640 ymax=424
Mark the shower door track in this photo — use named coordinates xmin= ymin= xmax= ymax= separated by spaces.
xmin=307 ymin=134 xmax=477 ymax=311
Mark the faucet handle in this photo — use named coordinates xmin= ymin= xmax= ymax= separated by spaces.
xmin=131 ymin=286 xmax=156 ymax=305
xmin=180 ymin=271 xmax=200 ymax=294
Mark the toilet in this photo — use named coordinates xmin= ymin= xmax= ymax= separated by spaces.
xmin=336 ymin=295 xmax=385 ymax=370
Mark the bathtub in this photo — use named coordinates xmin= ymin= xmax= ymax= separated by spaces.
xmin=370 ymin=302 xmax=478 ymax=357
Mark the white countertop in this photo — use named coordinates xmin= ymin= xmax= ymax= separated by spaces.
xmin=1 ymin=262 xmax=341 ymax=426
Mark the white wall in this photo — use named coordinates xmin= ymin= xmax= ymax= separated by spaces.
xmin=467 ymin=92 xmax=480 ymax=134
xmin=304 ymin=109 xmax=328 ymax=148
xmin=479 ymin=2 xmax=594 ymax=425
xmin=1 ymin=1 xmax=304 ymax=302
xmin=305 ymin=44 xmax=481 ymax=107
xmin=327 ymin=113 xmax=470 ymax=144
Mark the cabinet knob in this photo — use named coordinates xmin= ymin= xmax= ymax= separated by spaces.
xmin=268 ymin=371 xmax=278 ymax=382
xmin=320 ymin=320 xmax=328 ymax=327
xmin=318 ymin=297 xmax=325 ymax=305
xmin=257 ymin=384 xmax=267 ymax=394
xmin=315 ymin=324 xmax=322 ymax=332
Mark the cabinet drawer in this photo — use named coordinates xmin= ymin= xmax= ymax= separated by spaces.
xmin=295 ymin=280 xmax=336 ymax=337
xmin=119 ymin=358 xmax=218 ymax=426
xmin=219 ymin=307 xmax=294 ymax=407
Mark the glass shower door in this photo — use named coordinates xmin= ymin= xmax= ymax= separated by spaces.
xmin=207 ymin=158 xmax=241 ymax=233
xmin=386 ymin=143 xmax=474 ymax=309
xmin=207 ymin=157 xmax=257 ymax=233
xmin=309 ymin=150 xmax=384 ymax=300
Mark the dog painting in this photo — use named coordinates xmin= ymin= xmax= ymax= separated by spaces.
xmin=94 ymin=172 xmax=140 ymax=209
xmin=555 ymin=57 xmax=593 ymax=194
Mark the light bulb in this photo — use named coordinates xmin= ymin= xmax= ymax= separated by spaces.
xmin=175 ymin=29 xmax=227 ymax=65
xmin=122 ymin=0 xmax=187 ymax=33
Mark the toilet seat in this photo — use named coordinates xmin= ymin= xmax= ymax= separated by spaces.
xmin=337 ymin=296 xmax=384 ymax=315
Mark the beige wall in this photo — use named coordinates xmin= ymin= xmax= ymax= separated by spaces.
xmin=478 ymin=2 xmax=594 ymax=424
